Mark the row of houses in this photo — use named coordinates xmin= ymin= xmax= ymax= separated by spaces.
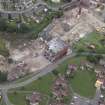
xmin=15 ymin=0 xmax=33 ymax=11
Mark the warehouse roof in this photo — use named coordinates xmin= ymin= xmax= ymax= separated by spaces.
xmin=47 ymin=38 xmax=68 ymax=54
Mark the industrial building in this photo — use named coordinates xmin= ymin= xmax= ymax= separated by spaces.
xmin=44 ymin=38 xmax=68 ymax=62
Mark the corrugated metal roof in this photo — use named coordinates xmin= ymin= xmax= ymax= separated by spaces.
xmin=48 ymin=38 xmax=68 ymax=53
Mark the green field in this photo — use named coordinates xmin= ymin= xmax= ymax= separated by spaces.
xmin=74 ymin=32 xmax=105 ymax=54
xmin=70 ymin=70 xmax=96 ymax=98
xmin=18 ymin=73 xmax=56 ymax=95
xmin=8 ymin=93 xmax=28 ymax=105
xmin=68 ymin=56 xmax=96 ymax=97
xmin=8 ymin=73 xmax=57 ymax=105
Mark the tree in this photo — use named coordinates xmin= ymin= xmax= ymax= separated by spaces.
xmin=0 ymin=18 xmax=7 ymax=31
xmin=6 ymin=21 xmax=17 ymax=32
xmin=52 ymin=70 xmax=59 ymax=76
xmin=13 ymin=91 xmax=17 ymax=95
xmin=86 ymin=55 xmax=102 ymax=64
xmin=0 ymin=71 xmax=7 ymax=82
xmin=18 ymin=23 xmax=31 ymax=33
xmin=8 ymin=14 xmax=12 ymax=20
xmin=63 ymin=0 xmax=72 ymax=3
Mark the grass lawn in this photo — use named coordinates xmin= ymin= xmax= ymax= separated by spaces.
xmin=8 ymin=92 xmax=48 ymax=105
xmin=8 ymin=93 xmax=28 ymax=105
xmin=74 ymin=32 xmax=105 ymax=54
xmin=0 ymin=102 xmax=6 ymax=105
xmin=0 ymin=99 xmax=6 ymax=105
xmin=66 ymin=56 xmax=96 ymax=98
xmin=70 ymin=70 xmax=96 ymax=98
xmin=8 ymin=56 xmax=96 ymax=105
xmin=8 ymin=74 xmax=56 ymax=105
xmin=18 ymin=73 xmax=56 ymax=95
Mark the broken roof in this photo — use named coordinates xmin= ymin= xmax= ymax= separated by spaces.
xmin=47 ymin=38 xmax=68 ymax=54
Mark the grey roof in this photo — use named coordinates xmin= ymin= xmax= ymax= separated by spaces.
xmin=47 ymin=38 xmax=68 ymax=54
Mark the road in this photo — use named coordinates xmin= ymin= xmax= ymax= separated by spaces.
xmin=1 ymin=89 xmax=13 ymax=105
xmin=71 ymin=89 xmax=102 ymax=105
xmin=1 ymin=52 xmax=105 ymax=105
xmin=91 ymin=88 xmax=102 ymax=105
xmin=71 ymin=93 xmax=91 ymax=105
xmin=1 ymin=51 xmax=104 ymax=90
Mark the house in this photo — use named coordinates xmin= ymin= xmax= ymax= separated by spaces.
xmin=100 ymin=58 xmax=105 ymax=67
xmin=26 ymin=92 xmax=41 ymax=105
xmin=44 ymin=38 xmax=68 ymax=62
xmin=95 ymin=66 xmax=105 ymax=79
xmin=95 ymin=79 xmax=103 ymax=88
xmin=15 ymin=0 xmax=33 ymax=11
xmin=52 ymin=75 xmax=69 ymax=99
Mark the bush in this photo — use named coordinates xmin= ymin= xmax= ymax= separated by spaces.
xmin=52 ymin=70 xmax=59 ymax=76
xmin=0 ymin=38 xmax=9 ymax=57
xmin=86 ymin=55 xmax=102 ymax=64
xmin=18 ymin=23 xmax=31 ymax=33
xmin=0 ymin=18 xmax=8 ymax=31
